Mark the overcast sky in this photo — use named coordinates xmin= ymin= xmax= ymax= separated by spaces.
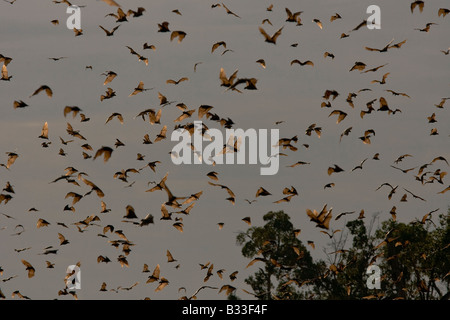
xmin=0 ymin=0 xmax=449 ymax=300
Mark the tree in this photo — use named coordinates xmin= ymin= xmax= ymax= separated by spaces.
xmin=374 ymin=212 xmax=450 ymax=299
xmin=313 ymin=209 xmax=450 ymax=300
xmin=236 ymin=211 xmax=320 ymax=299
xmin=237 ymin=209 xmax=450 ymax=300
xmin=311 ymin=218 xmax=379 ymax=299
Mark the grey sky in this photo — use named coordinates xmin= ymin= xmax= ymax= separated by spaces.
xmin=0 ymin=0 xmax=449 ymax=300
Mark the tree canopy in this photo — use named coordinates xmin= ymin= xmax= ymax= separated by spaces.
xmin=236 ymin=209 xmax=450 ymax=300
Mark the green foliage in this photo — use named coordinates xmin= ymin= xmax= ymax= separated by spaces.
xmin=236 ymin=211 xmax=320 ymax=299
xmin=374 ymin=213 xmax=450 ymax=299
xmin=237 ymin=209 xmax=450 ymax=300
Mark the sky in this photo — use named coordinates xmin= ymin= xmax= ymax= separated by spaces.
xmin=0 ymin=0 xmax=449 ymax=300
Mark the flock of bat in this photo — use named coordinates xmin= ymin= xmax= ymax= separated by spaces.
xmin=0 ymin=0 xmax=449 ymax=300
